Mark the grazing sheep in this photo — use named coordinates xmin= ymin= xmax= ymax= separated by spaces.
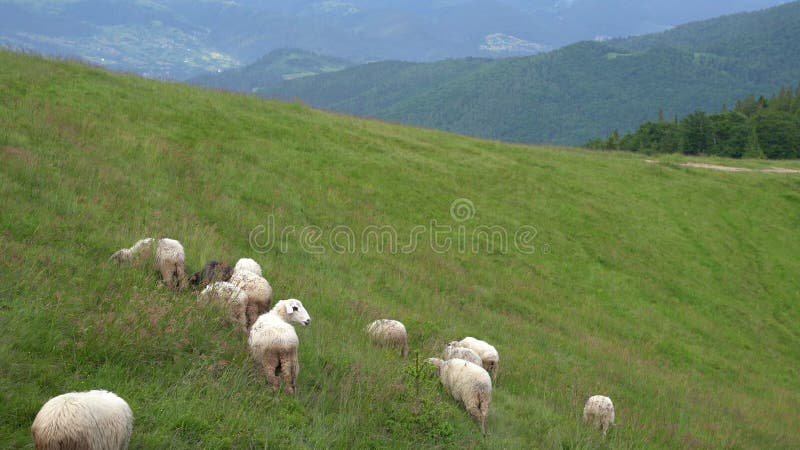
xmin=31 ymin=389 xmax=133 ymax=450
xmin=248 ymin=299 xmax=311 ymax=394
xmin=189 ymin=260 xmax=232 ymax=288
xmin=229 ymin=270 xmax=273 ymax=329
xmin=110 ymin=238 xmax=154 ymax=266
xmin=450 ymin=337 xmax=499 ymax=378
xmin=199 ymin=281 xmax=249 ymax=332
xmin=428 ymin=357 xmax=492 ymax=434
xmin=583 ymin=395 xmax=615 ymax=436
xmin=155 ymin=238 xmax=186 ymax=290
xmin=366 ymin=319 xmax=409 ymax=357
xmin=442 ymin=342 xmax=482 ymax=367
xmin=234 ymin=258 xmax=262 ymax=277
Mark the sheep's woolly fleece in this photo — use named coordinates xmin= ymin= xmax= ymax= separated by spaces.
xmin=31 ymin=390 xmax=133 ymax=450
xmin=234 ymin=258 xmax=262 ymax=277
xmin=248 ymin=299 xmax=311 ymax=394
xmin=199 ymin=281 xmax=249 ymax=332
xmin=155 ymin=238 xmax=186 ymax=289
xmin=452 ymin=337 xmax=499 ymax=377
xmin=442 ymin=343 xmax=483 ymax=367
xmin=428 ymin=357 xmax=492 ymax=434
xmin=583 ymin=395 xmax=615 ymax=436
xmin=366 ymin=319 xmax=409 ymax=357
xmin=229 ymin=270 xmax=273 ymax=329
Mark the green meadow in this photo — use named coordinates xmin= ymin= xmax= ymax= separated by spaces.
xmin=1 ymin=50 xmax=799 ymax=448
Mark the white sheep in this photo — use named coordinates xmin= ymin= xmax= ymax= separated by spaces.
xmin=199 ymin=281 xmax=249 ymax=332
xmin=234 ymin=258 xmax=262 ymax=277
xmin=583 ymin=395 xmax=615 ymax=436
xmin=31 ymin=389 xmax=133 ymax=450
xmin=442 ymin=342 xmax=482 ymax=367
xmin=248 ymin=299 xmax=311 ymax=394
xmin=450 ymin=337 xmax=499 ymax=378
xmin=155 ymin=238 xmax=186 ymax=290
xmin=110 ymin=238 xmax=154 ymax=266
xmin=428 ymin=357 xmax=492 ymax=434
xmin=366 ymin=319 xmax=409 ymax=357
xmin=229 ymin=270 xmax=273 ymax=329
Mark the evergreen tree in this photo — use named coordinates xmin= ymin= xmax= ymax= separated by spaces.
xmin=606 ymin=129 xmax=621 ymax=150
xmin=710 ymin=111 xmax=749 ymax=157
xmin=584 ymin=84 xmax=800 ymax=159
xmin=753 ymin=110 xmax=800 ymax=159
xmin=743 ymin=127 xmax=765 ymax=159
xmin=681 ymin=111 xmax=712 ymax=155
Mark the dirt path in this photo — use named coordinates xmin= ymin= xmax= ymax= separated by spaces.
xmin=645 ymin=160 xmax=800 ymax=174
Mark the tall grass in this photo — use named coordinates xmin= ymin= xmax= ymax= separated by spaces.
xmin=1 ymin=50 xmax=799 ymax=448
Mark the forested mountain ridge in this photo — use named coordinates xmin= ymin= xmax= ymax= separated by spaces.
xmin=257 ymin=1 xmax=800 ymax=145
xmin=0 ymin=0 xmax=789 ymax=78
xmin=586 ymin=84 xmax=800 ymax=159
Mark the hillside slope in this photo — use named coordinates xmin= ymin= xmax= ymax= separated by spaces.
xmin=264 ymin=1 xmax=800 ymax=145
xmin=1 ymin=51 xmax=800 ymax=448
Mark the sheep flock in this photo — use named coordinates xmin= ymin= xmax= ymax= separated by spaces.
xmin=29 ymin=236 xmax=616 ymax=447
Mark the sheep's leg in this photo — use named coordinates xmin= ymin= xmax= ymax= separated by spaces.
xmin=280 ymin=350 xmax=298 ymax=394
xmin=245 ymin=301 xmax=260 ymax=330
xmin=233 ymin=302 xmax=248 ymax=333
xmin=478 ymin=394 xmax=490 ymax=435
xmin=159 ymin=264 xmax=174 ymax=289
xmin=465 ymin=402 xmax=484 ymax=434
xmin=175 ymin=262 xmax=186 ymax=290
xmin=262 ymin=352 xmax=281 ymax=391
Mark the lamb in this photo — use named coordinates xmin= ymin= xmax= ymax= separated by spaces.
xmin=234 ymin=258 xmax=262 ymax=277
xmin=31 ymin=389 xmax=133 ymax=450
xmin=366 ymin=319 xmax=409 ymax=357
xmin=248 ymin=299 xmax=311 ymax=394
xmin=110 ymin=238 xmax=154 ymax=266
xmin=189 ymin=260 xmax=232 ymax=288
xmin=442 ymin=342 xmax=482 ymax=367
xmin=583 ymin=395 xmax=615 ymax=436
xmin=449 ymin=337 xmax=499 ymax=378
xmin=229 ymin=270 xmax=273 ymax=329
xmin=155 ymin=238 xmax=186 ymax=290
xmin=198 ymin=281 xmax=249 ymax=332
xmin=428 ymin=357 xmax=492 ymax=434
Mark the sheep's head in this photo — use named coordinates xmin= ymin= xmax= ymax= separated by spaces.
xmin=188 ymin=271 xmax=202 ymax=286
xmin=427 ymin=357 xmax=445 ymax=376
xmin=282 ymin=299 xmax=311 ymax=326
xmin=365 ymin=319 xmax=386 ymax=334
xmin=110 ymin=249 xmax=131 ymax=265
xmin=216 ymin=263 xmax=233 ymax=281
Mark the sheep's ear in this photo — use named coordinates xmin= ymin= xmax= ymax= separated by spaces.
xmin=285 ymin=301 xmax=294 ymax=315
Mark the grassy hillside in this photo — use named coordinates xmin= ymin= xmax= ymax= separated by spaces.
xmin=263 ymin=1 xmax=800 ymax=146
xmin=2 ymin=50 xmax=800 ymax=448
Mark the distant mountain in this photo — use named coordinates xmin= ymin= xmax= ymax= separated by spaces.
xmin=259 ymin=1 xmax=800 ymax=145
xmin=188 ymin=49 xmax=352 ymax=93
xmin=0 ymin=0 xmax=791 ymax=79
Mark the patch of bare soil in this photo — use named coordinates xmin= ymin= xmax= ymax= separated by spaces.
xmin=1 ymin=146 xmax=34 ymax=162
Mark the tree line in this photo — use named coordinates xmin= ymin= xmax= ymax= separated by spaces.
xmin=585 ymin=83 xmax=800 ymax=159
